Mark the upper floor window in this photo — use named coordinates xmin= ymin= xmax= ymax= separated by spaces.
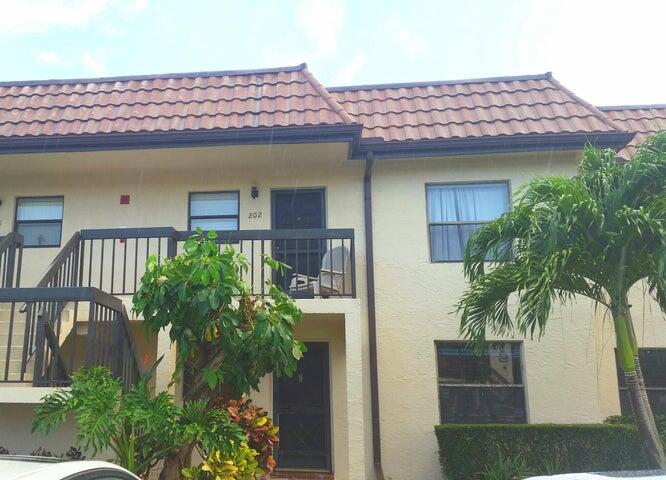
xmin=14 ymin=196 xmax=64 ymax=247
xmin=436 ymin=341 xmax=526 ymax=423
xmin=617 ymin=348 xmax=666 ymax=415
xmin=188 ymin=191 xmax=239 ymax=231
xmin=427 ymin=182 xmax=509 ymax=262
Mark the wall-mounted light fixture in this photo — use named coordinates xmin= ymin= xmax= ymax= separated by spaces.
xmin=250 ymin=185 xmax=259 ymax=199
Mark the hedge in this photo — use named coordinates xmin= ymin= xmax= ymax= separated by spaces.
xmin=435 ymin=423 xmax=650 ymax=480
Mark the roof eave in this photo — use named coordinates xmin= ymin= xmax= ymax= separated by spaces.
xmin=0 ymin=124 xmax=363 ymax=155
xmin=353 ymin=132 xmax=635 ymax=159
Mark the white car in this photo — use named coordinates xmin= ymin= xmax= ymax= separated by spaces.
xmin=1 ymin=456 xmax=141 ymax=480
xmin=526 ymin=474 xmax=666 ymax=479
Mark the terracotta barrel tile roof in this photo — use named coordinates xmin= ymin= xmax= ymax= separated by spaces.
xmin=598 ymin=105 xmax=666 ymax=159
xmin=0 ymin=64 xmax=355 ymax=138
xmin=329 ymin=73 xmax=625 ymax=142
xmin=0 ymin=66 xmax=634 ymax=151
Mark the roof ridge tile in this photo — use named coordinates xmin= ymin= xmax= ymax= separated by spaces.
xmin=0 ymin=64 xmax=308 ymax=88
xmin=300 ymin=66 xmax=356 ymax=125
xmin=546 ymin=75 xmax=627 ymax=133
xmin=326 ymin=72 xmax=553 ymax=92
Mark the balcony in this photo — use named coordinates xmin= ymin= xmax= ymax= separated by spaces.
xmin=39 ymin=227 xmax=356 ymax=299
xmin=0 ymin=227 xmax=355 ymax=387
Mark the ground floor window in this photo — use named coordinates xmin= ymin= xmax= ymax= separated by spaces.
xmin=436 ymin=341 xmax=526 ymax=423
xmin=617 ymin=348 xmax=666 ymax=415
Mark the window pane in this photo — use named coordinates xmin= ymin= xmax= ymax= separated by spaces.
xmin=427 ymin=183 xmax=508 ymax=223
xmin=190 ymin=192 xmax=238 ymax=216
xmin=16 ymin=197 xmax=63 ymax=221
xmin=439 ymin=385 xmax=527 ymax=423
xmin=620 ymin=390 xmax=666 ymax=416
xmin=616 ymin=349 xmax=666 ymax=388
xmin=437 ymin=342 xmax=522 ymax=385
xmin=639 ymin=349 xmax=666 ymax=387
xmin=617 ymin=348 xmax=666 ymax=415
xmin=191 ymin=218 xmax=238 ymax=231
xmin=17 ymin=222 xmax=62 ymax=246
xmin=430 ymin=223 xmax=482 ymax=261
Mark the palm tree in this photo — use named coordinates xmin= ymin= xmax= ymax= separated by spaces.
xmin=456 ymin=132 xmax=666 ymax=467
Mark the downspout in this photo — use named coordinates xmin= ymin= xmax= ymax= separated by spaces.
xmin=364 ymin=151 xmax=384 ymax=479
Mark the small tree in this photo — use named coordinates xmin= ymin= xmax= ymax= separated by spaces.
xmin=132 ymin=230 xmax=305 ymax=478
xmin=456 ymin=132 xmax=666 ymax=467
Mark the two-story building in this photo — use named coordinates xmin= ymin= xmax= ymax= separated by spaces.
xmin=0 ymin=63 xmax=664 ymax=480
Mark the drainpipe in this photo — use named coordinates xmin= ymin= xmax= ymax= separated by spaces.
xmin=364 ymin=151 xmax=384 ymax=479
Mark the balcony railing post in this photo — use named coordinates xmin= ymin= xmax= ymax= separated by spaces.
xmin=167 ymin=232 xmax=178 ymax=259
xmin=85 ymin=300 xmax=96 ymax=366
xmin=15 ymin=241 xmax=23 ymax=288
xmin=32 ymin=311 xmax=46 ymax=386
xmin=77 ymin=239 xmax=85 ymax=287
xmin=350 ymin=235 xmax=356 ymax=298
xmin=0 ymin=233 xmax=23 ymax=288
xmin=112 ymin=309 xmax=125 ymax=378
xmin=4 ymin=241 xmax=15 ymax=288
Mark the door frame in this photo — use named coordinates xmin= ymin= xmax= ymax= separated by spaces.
xmin=270 ymin=187 xmax=327 ymax=229
xmin=273 ymin=341 xmax=333 ymax=473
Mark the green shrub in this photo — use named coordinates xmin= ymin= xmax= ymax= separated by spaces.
xmin=435 ymin=424 xmax=649 ymax=480
xmin=480 ymin=448 xmax=532 ymax=480
xmin=605 ymin=414 xmax=666 ymax=440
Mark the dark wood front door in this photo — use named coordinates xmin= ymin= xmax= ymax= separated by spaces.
xmin=271 ymin=189 xmax=326 ymax=293
xmin=274 ymin=342 xmax=332 ymax=471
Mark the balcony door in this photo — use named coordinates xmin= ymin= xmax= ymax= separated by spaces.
xmin=271 ymin=189 xmax=325 ymax=293
xmin=273 ymin=342 xmax=332 ymax=471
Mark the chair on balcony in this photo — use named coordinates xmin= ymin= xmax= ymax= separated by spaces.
xmin=289 ymin=245 xmax=351 ymax=297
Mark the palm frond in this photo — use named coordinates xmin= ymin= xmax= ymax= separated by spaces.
xmin=457 ymin=263 xmax=522 ymax=343
xmin=458 ymin=132 xmax=666 ymax=345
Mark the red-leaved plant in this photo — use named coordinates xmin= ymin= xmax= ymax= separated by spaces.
xmin=214 ymin=397 xmax=279 ymax=476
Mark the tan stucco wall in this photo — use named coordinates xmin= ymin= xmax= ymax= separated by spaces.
xmin=0 ymin=143 xmax=374 ymax=480
xmin=0 ymin=403 xmax=80 ymax=455
xmin=370 ymin=151 xmax=666 ymax=480
xmin=2 ymin=144 xmax=666 ymax=480
xmin=251 ymin=313 xmax=350 ymax=479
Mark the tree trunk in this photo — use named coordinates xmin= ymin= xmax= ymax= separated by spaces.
xmin=158 ymin=443 xmax=196 ymax=480
xmin=613 ymin=301 xmax=665 ymax=468
xmin=635 ymin=355 xmax=660 ymax=437
xmin=625 ymin=370 xmax=666 ymax=467
xmin=158 ymin=346 xmax=232 ymax=479
xmin=158 ymin=452 xmax=183 ymax=480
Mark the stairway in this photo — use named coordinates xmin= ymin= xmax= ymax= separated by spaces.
xmin=0 ymin=302 xmax=84 ymax=385
xmin=0 ymin=307 xmax=35 ymax=384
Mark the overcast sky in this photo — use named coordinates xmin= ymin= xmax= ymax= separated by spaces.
xmin=0 ymin=0 xmax=663 ymax=106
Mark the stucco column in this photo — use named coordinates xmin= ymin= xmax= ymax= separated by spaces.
xmin=344 ymin=306 xmax=367 ymax=480
xmin=154 ymin=328 xmax=179 ymax=398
